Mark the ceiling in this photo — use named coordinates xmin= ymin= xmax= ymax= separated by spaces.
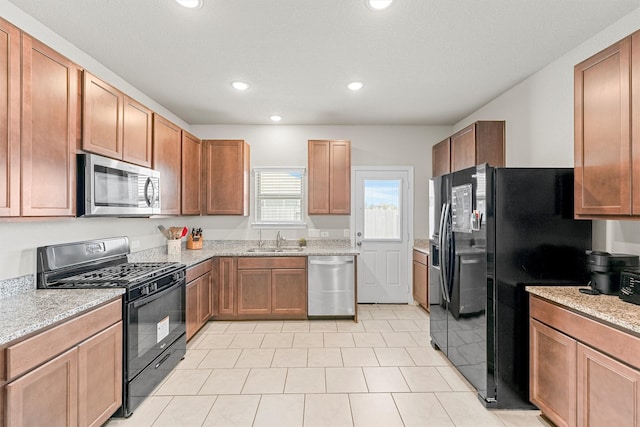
xmin=8 ymin=0 xmax=640 ymax=126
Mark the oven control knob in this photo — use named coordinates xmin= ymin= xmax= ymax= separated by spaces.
xmin=141 ymin=286 xmax=150 ymax=295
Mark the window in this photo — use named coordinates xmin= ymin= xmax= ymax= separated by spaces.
xmin=363 ymin=179 xmax=401 ymax=239
xmin=254 ymin=168 xmax=305 ymax=227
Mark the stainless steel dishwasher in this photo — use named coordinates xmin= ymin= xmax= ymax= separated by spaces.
xmin=308 ymin=256 xmax=355 ymax=316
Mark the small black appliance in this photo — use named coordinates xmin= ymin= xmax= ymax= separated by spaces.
xmin=585 ymin=251 xmax=639 ymax=295
xmin=620 ymin=270 xmax=640 ymax=305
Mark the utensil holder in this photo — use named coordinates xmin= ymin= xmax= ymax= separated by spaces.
xmin=167 ymin=239 xmax=181 ymax=255
xmin=187 ymin=234 xmax=202 ymax=250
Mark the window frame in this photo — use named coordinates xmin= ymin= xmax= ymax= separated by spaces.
xmin=252 ymin=167 xmax=307 ymax=229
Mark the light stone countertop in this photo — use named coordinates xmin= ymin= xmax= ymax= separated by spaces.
xmin=128 ymin=240 xmax=360 ymax=268
xmin=0 ymin=289 xmax=124 ymax=346
xmin=0 ymin=240 xmax=357 ymax=346
xmin=526 ymin=286 xmax=640 ymax=335
xmin=412 ymin=239 xmax=430 ymax=255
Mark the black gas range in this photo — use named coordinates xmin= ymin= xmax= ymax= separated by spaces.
xmin=36 ymin=237 xmax=187 ymax=418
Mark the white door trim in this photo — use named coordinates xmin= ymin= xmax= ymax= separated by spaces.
xmin=351 ymin=166 xmax=414 ymax=304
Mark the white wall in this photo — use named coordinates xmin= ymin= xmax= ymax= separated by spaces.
xmin=454 ymin=6 xmax=640 ymax=253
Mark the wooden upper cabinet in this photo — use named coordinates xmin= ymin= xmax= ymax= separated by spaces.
xmin=451 ymin=121 xmax=505 ymax=172
xmin=153 ymin=114 xmax=182 ymax=215
xmin=83 ymin=72 xmax=152 ymax=167
xmin=122 ymin=96 xmax=152 ymax=167
xmin=203 ymin=139 xmax=250 ymax=215
xmin=21 ymin=35 xmax=77 ymax=217
xmin=575 ymin=35 xmax=632 ymax=217
xmin=0 ymin=18 xmax=20 ymax=217
xmin=308 ymin=140 xmax=351 ymax=215
xmin=432 ymin=121 xmax=505 ymax=177
xmin=181 ymin=131 xmax=201 ymax=215
xmin=432 ymin=138 xmax=451 ymax=177
xmin=82 ymin=72 xmax=123 ymax=159
xmin=633 ymin=31 xmax=640 ymax=215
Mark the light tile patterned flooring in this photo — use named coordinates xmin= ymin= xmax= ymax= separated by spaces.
xmin=106 ymin=304 xmax=551 ymax=427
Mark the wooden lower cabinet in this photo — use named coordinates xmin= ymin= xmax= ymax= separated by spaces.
xmin=412 ymin=250 xmax=428 ymax=311
xmin=237 ymin=270 xmax=272 ymax=315
xmin=6 ymin=347 xmax=79 ymax=427
xmin=577 ymin=343 xmax=640 ymax=426
xmin=186 ymin=261 xmax=214 ymax=341
xmin=530 ymin=319 xmax=577 ymax=427
xmin=530 ymin=295 xmax=640 ymax=427
xmin=214 ymin=256 xmax=307 ymax=320
xmin=272 ymin=269 xmax=307 ymax=316
xmin=4 ymin=314 xmax=122 ymax=427
xmin=217 ymin=257 xmax=236 ymax=316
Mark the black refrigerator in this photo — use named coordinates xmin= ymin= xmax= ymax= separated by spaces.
xmin=428 ymin=164 xmax=591 ymax=409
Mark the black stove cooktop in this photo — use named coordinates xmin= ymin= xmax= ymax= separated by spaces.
xmin=46 ymin=262 xmax=182 ymax=288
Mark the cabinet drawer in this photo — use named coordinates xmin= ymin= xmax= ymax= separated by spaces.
xmin=6 ymin=298 xmax=122 ymax=380
xmin=413 ymin=250 xmax=428 ymax=265
xmin=186 ymin=259 xmax=212 ymax=282
xmin=237 ymin=257 xmax=306 ymax=270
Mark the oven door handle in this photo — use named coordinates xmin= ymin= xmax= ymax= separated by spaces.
xmin=132 ymin=279 xmax=184 ymax=309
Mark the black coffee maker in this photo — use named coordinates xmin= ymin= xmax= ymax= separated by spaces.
xmin=586 ymin=251 xmax=639 ymax=294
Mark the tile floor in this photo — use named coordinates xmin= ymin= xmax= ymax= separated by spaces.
xmin=105 ymin=304 xmax=552 ymax=427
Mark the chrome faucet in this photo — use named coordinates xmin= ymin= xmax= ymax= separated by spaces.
xmin=258 ymin=229 xmax=265 ymax=248
xmin=276 ymin=231 xmax=286 ymax=248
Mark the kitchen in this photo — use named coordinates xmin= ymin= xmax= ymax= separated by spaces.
xmin=1 ymin=0 xmax=640 ymax=426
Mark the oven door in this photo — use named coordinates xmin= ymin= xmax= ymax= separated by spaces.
xmin=126 ymin=278 xmax=186 ymax=380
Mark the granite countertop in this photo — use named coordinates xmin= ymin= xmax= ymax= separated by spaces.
xmin=129 ymin=240 xmax=360 ymax=268
xmin=0 ymin=288 xmax=124 ymax=346
xmin=0 ymin=241 xmax=356 ymax=346
xmin=413 ymin=239 xmax=429 ymax=255
xmin=526 ymin=286 xmax=640 ymax=335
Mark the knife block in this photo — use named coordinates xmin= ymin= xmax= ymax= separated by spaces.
xmin=187 ymin=234 xmax=202 ymax=250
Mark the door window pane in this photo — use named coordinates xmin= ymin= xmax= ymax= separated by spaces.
xmin=364 ymin=179 xmax=401 ymax=239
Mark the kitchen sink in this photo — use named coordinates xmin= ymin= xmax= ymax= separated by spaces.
xmin=246 ymin=247 xmax=305 ymax=253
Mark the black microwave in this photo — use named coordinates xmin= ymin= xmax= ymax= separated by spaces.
xmin=77 ymin=153 xmax=161 ymax=217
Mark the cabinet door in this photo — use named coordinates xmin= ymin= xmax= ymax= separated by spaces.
xmin=450 ymin=124 xmax=476 ymax=172
xmin=575 ymin=36 xmax=631 ymax=216
xmin=632 ymin=31 xmax=640 ymax=215
xmin=186 ymin=279 xmax=200 ymax=340
xmin=218 ymin=257 xmax=236 ymax=315
xmin=82 ymin=72 xmax=123 ymax=159
xmin=271 ymin=268 xmax=307 ymax=316
xmin=530 ymin=319 xmax=577 ymax=427
xmin=412 ymin=259 xmax=428 ymax=309
xmin=153 ymin=114 xmax=182 ymax=215
xmin=78 ymin=322 xmax=123 ymax=427
xmin=199 ymin=271 xmax=212 ymax=324
xmin=0 ymin=18 xmax=20 ymax=217
xmin=21 ymin=36 xmax=77 ymax=217
xmin=329 ymin=140 xmax=351 ymax=214
xmin=122 ymin=96 xmax=152 ymax=167
xmin=308 ymin=140 xmax=330 ymax=214
xmin=237 ymin=269 xmax=272 ymax=315
xmin=6 ymin=347 xmax=79 ymax=427
xmin=432 ymin=138 xmax=451 ymax=177
xmin=203 ymin=140 xmax=249 ymax=215
xmin=577 ymin=343 xmax=640 ymax=427
xmin=181 ymin=131 xmax=201 ymax=215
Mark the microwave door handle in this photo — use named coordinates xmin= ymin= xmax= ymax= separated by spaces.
xmin=144 ymin=177 xmax=155 ymax=207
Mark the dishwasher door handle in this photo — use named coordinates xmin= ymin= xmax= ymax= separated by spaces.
xmin=309 ymin=260 xmax=354 ymax=266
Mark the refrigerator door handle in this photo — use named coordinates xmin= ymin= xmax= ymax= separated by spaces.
xmin=440 ymin=203 xmax=452 ymax=303
xmin=438 ymin=204 xmax=447 ymax=302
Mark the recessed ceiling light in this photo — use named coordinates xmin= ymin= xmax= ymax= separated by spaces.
xmin=347 ymin=81 xmax=364 ymax=91
xmin=366 ymin=0 xmax=393 ymax=11
xmin=231 ymin=81 xmax=250 ymax=91
xmin=269 ymin=115 xmax=283 ymax=122
xmin=176 ymin=0 xmax=203 ymax=8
